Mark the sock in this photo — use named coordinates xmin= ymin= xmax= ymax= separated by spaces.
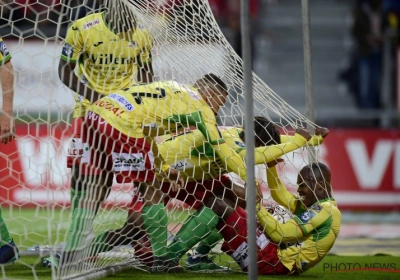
xmin=142 ymin=204 xmax=168 ymax=257
xmin=64 ymin=208 xmax=96 ymax=252
xmin=70 ymin=188 xmax=87 ymax=212
xmin=194 ymin=228 xmax=223 ymax=256
xmin=167 ymin=207 xmax=219 ymax=260
xmin=86 ymin=232 xmax=113 ymax=257
xmin=0 ymin=207 xmax=11 ymax=247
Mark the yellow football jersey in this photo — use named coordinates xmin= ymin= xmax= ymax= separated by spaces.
xmin=279 ymin=199 xmax=341 ymax=273
xmin=258 ymin=167 xmax=342 ymax=273
xmin=158 ymin=127 xmax=245 ymax=182
xmin=61 ymin=12 xmax=153 ymax=94
xmin=157 ymin=127 xmax=310 ymax=183
xmin=0 ymin=37 xmax=11 ymax=65
xmin=87 ymin=81 xmax=247 ymax=180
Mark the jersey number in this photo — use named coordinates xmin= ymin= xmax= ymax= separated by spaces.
xmin=128 ymin=87 xmax=166 ymax=104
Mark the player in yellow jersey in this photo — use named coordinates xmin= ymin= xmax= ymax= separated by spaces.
xmin=58 ymin=74 xmax=242 ymax=272
xmin=59 ymin=0 xmax=154 ymax=214
xmin=83 ymin=119 xmax=328 ymax=271
xmin=45 ymin=0 xmax=156 ymax=271
xmin=194 ymin=162 xmax=341 ymax=275
xmin=162 ymin=126 xmax=329 ymax=271
xmin=256 ymin=162 xmax=341 ymax=274
xmin=0 ymin=36 xmax=19 ymax=264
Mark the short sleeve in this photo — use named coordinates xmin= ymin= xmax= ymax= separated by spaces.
xmin=60 ymin=23 xmax=83 ymax=63
xmin=0 ymin=37 xmax=12 ymax=65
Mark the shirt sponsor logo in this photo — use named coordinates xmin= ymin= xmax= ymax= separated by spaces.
xmin=112 ymin=152 xmax=145 ymax=172
xmin=108 ymin=94 xmax=134 ymax=111
xmin=88 ymin=53 xmax=133 ymax=65
xmin=231 ymin=241 xmax=249 ymax=269
xmin=62 ymin=43 xmax=74 ymax=58
xmin=82 ymin=19 xmax=100 ymax=30
xmin=0 ymin=41 xmax=9 ymax=57
xmin=67 ymin=138 xmax=90 ymax=163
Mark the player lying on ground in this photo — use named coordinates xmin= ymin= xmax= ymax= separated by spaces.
xmin=52 ymin=74 xmax=251 ymax=273
xmin=166 ymin=161 xmax=341 ymax=275
xmin=82 ymin=122 xmax=328 ymax=271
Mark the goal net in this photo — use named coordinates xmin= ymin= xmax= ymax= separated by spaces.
xmin=0 ymin=0 xmax=326 ymax=279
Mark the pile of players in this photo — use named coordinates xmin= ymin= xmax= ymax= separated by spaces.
xmin=0 ymin=0 xmax=341 ymax=276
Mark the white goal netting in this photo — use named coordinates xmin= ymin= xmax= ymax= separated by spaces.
xmin=0 ymin=0 xmax=329 ymax=279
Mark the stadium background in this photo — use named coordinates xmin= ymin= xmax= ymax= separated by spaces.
xmin=0 ymin=0 xmax=399 ymax=269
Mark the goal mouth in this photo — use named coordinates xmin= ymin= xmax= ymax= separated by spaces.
xmin=1 ymin=0 xmax=323 ymax=279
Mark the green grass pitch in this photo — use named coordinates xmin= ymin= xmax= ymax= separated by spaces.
xmin=1 ymin=209 xmax=399 ymax=279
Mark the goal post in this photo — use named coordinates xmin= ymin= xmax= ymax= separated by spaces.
xmin=0 ymin=0 xmax=324 ymax=279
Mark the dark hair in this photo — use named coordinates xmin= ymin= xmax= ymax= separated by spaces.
xmin=197 ymin=73 xmax=228 ymax=94
xmin=307 ymin=162 xmax=331 ymax=182
xmin=239 ymin=116 xmax=281 ymax=147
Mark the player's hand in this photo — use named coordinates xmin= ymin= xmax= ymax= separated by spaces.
xmin=315 ymin=126 xmax=329 ymax=138
xmin=255 ymin=182 xmax=263 ymax=208
xmin=266 ymin=158 xmax=284 ymax=168
xmin=163 ymin=168 xmax=185 ymax=192
xmin=295 ymin=127 xmax=312 ymax=141
xmin=0 ymin=114 xmax=15 ymax=144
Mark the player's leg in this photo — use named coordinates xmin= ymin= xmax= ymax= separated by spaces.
xmin=0 ymin=207 xmax=19 ymax=264
xmin=55 ymin=113 xmax=115 ymax=269
xmin=139 ymin=180 xmax=184 ymax=272
xmin=67 ymin=96 xmax=92 ymax=212
xmin=189 ymin=177 xmax=247 ymax=259
xmin=167 ymin=178 xmax=230 ymax=271
xmin=165 ymin=195 xmax=226 ymax=263
xmin=86 ymin=189 xmax=154 ymax=267
xmin=215 ymin=201 xmax=289 ymax=275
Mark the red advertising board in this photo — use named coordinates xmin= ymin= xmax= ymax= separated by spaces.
xmin=0 ymin=124 xmax=399 ymax=211
xmin=323 ymin=129 xmax=400 ymax=211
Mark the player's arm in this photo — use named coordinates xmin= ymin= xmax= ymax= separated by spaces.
xmin=0 ymin=59 xmax=14 ymax=119
xmin=136 ymin=30 xmax=154 ymax=84
xmin=165 ymin=109 xmax=247 ymax=180
xmin=59 ymin=24 xmax=103 ymax=102
xmin=266 ymin=166 xmax=299 ymax=213
xmin=202 ymin=120 xmax=247 ymax=181
xmin=280 ymin=127 xmax=329 ymax=147
xmin=0 ymin=57 xmax=15 ymax=144
xmin=257 ymin=205 xmax=330 ymax=243
xmin=144 ymin=134 xmax=184 ymax=191
xmin=238 ymin=133 xmax=308 ymax=165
